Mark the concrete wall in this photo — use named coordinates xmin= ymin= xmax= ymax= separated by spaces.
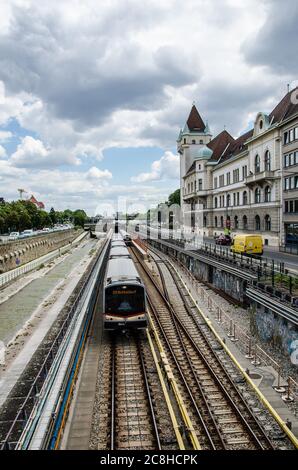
xmin=254 ymin=304 xmax=298 ymax=355
xmin=0 ymin=229 xmax=82 ymax=274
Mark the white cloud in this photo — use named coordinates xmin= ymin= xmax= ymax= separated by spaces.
xmin=11 ymin=136 xmax=49 ymax=167
xmin=85 ymin=166 xmax=112 ymax=181
xmin=131 ymin=151 xmax=179 ymax=183
xmin=0 ymin=145 xmax=7 ymax=158
xmin=0 ymin=130 xmax=12 ymax=142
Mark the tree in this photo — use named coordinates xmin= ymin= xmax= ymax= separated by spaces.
xmin=49 ymin=207 xmax=57 ymax=225
xmin=167 ymin=189 xmax=180 ymax=206
xmin=73 ymin=209 xmax=87 ymax=228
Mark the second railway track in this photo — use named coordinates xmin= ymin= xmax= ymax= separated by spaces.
xmin=131 ymin=245 xmax=294 ymax=450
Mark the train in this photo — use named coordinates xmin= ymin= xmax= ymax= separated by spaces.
xmin=119 ymin=229 xmax=132 ymax=245
xmin=103 ymin=235 xmax=147 ymax=330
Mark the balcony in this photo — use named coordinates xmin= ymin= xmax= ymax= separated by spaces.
xmin=245 ymin=170 xmax=278 ymax=187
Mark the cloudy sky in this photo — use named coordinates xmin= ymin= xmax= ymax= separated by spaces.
xmin=0 ymin=0 xmax=297 ymax=215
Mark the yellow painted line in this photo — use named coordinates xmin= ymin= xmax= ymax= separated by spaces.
xmin=170 ymin=261 xmax=298 ymax=449
xmin=148 ymin=313 xmax=201 ymax=450
xmin=146 ymin=329 xmax=185 ymax=450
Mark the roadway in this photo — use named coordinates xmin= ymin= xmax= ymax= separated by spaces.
xmin=203 ymin=237 xmax=298 ymax=273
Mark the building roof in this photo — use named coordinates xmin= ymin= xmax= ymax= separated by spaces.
xmin=269 ymin=87 xmax=298 ymax=124
xmin=207 ymin=130 xmax=235 ymax=162
xmin=186 ymin=104 xmax=206 ymax=132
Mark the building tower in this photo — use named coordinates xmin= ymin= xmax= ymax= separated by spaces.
xmin=177 ymin=104 xmax=212 ymax=206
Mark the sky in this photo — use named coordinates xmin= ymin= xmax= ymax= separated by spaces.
xmin=0 ymin=0 xmax=297 ymax=216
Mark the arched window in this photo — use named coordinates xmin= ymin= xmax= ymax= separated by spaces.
xmin=255 ymin=215 xmax=261 ymax=231
xmin=264 ymin=150 xmax=271 ymax=171
xmin=255 ymin=187 xmax=261 ymax=203
xmin=215 ymin=216 xmax=218 ymax=227
xmin=265 ymin=185 xmax=271 ymax=202
xmin=265 ymin=214 xmax=271 ymax=231
xmin=227 ymin=194 xmax=231 ymax=207
xmin=220 ymin=216 xmax=224 ymax=228
xmin=243 ymin=191 xmax=248 ymax=205
xmin=243 ymin=215 xmax=248 ymax=229
xmin=255 ymin=154 xmax=261 ymax=173
xmin=234 ymin=215 xmax=238 ymax=229
xmin=214 ymin=197 xmax=218 ymax=208
xmin=203 ymin=216 xmax=207 ymax=227
xmin=192 ymin=139 xmax=196 ymax=144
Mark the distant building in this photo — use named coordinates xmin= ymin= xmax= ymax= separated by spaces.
xmin=28 ymin=195 xmax=45 ymax=210
xmin=178 ymin=88 xmax=298 ymax=247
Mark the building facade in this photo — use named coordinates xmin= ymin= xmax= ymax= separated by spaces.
xmin=178 ymin=88 xmax=298 ymax=247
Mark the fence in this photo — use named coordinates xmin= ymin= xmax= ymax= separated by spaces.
xmin=175 ymin=258 xmax=298 ymax=402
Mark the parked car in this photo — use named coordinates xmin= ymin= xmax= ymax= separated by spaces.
xmin=215 ymin=234 xmax=232 ymax=246
xmin=8 ymin=231 xmax=19 ymax=240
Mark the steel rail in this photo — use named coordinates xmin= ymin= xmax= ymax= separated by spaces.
xmin=133 ymin=245 xmax=275 ymax=450
xmin=153 ymin=248 xmax=275 ymax=450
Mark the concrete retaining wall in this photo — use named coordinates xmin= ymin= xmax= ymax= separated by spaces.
xmin=0 ymin=230 xmax=82 ymax=274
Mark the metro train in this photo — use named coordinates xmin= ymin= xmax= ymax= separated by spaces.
xmin=103 ymin=236 xmax=147 ymax=330
xmin=119 ymin=229 xmax=132 ymax=245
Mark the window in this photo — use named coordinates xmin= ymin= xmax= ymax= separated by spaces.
xmin=214 ymin=197 xmax=218 ymax=208
xmin=188 ymin=183 xmax=190 ymax=193
xmin=234 ymin=215 xmax=238 ymax=229
xmin=200 ymin=139 xmax=203 ymax=144
xmin=227 ymin=194 xmax=231 ymax=206
xmin=220 ymin=216 xmax=224 ymax=228
xmin=284 ymin=151 xmax=298 ymax=167
xmin=290 ymin=129 xmax=294 ymax=142
xmin=203 ymin=216 xmax=207 ymax=227
xmin=219 ymin=175 xmax=224 ymax=187
xmin=285 ymin=176 xmax=298 ymax=190
xmin=192 ymin=139 xmax=196 ymax=144
xmin=237 ymin=192 xmax=240 ymax=206
xmin=194 ymin=180 xmax=197 ymax=191
xmin=233 ymin=193 xmax=236 ymax=206
xmin=265 ymin=185 xmax=271 ymax=202
xmin=255 ymin=154 xmax=261 ymax=173
xmin=198 ymin=179 xmax=203 ymax=191
xmin=284 ymin=131 xmax=289 ymax=145
xmin=214 ymin=177 xmax=218 ymax=189
xmin=243 ymin=215 xmax=248 ymax=229
xmin=259 ymin=120 xmax=263 ymax=130
xmin=215 ymin=216 xmax=218 ymax=227
xmin=183 ymin=138 xmax=186 ymax=144
xmin=242 ymin=165 xmax=247 ymax=179
xmin=191 ymin=182 xmax=193 ymax=192
xmin=233 ymin=169 xmax=239 ymax=183
xmin=226 ymin=172 xmax=231 ymax=185
xmin=264 ymin=150 xmax=271 ymax=171
xmin=285 ymin=199 xmax=298 ymax=213
xmin=265 ymin=215 xmax=271 ymax=231
xmin=255 ymin=215 xmax=261 ymax=231
xmin=243 ymin=191 xmax=248 ymax=205
xmin=255 ymin=187 xmax=261 ymax=203
xmin=198 ymin=164 xmax=201 ymax=170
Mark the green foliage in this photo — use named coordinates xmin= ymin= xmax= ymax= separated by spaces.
xmin=0 ymin=200 xmax=88 ymax=233
xmin=167 ymin=189 xmax=180 ymax=206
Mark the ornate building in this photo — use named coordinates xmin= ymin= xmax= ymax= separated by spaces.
xmin=178 ymin=88 xmax=298 ymax=247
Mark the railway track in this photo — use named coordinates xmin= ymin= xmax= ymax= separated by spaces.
xmin=110 ymin=333 xmax=160 ymax=450
xmin=94 ymin=332 xmax=179 ymax=451
xmin=131 ymin=246 xmax=292 ymax=450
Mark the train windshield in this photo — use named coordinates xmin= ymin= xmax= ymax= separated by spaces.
xmin=105 ymin=285 xmax=145 ymax=315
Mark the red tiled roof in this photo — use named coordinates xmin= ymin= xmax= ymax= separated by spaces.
xmin=187 ymin=105 xmax=206 ymax=132
xmin=207 ymin=130 xmax=235 ymax=161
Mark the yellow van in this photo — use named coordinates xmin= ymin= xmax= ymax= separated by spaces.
xmin=231 ymin=234 xmax=263 ymax=255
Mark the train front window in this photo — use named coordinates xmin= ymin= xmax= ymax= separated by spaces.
xmin=106 ymin=286 xmax=145 ymax=314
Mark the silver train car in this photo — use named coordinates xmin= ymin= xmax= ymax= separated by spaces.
xmin=103 ymin=240 xmax=147 ymax=330
xmin=119 ymin=229 xmax=132 ymax=245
